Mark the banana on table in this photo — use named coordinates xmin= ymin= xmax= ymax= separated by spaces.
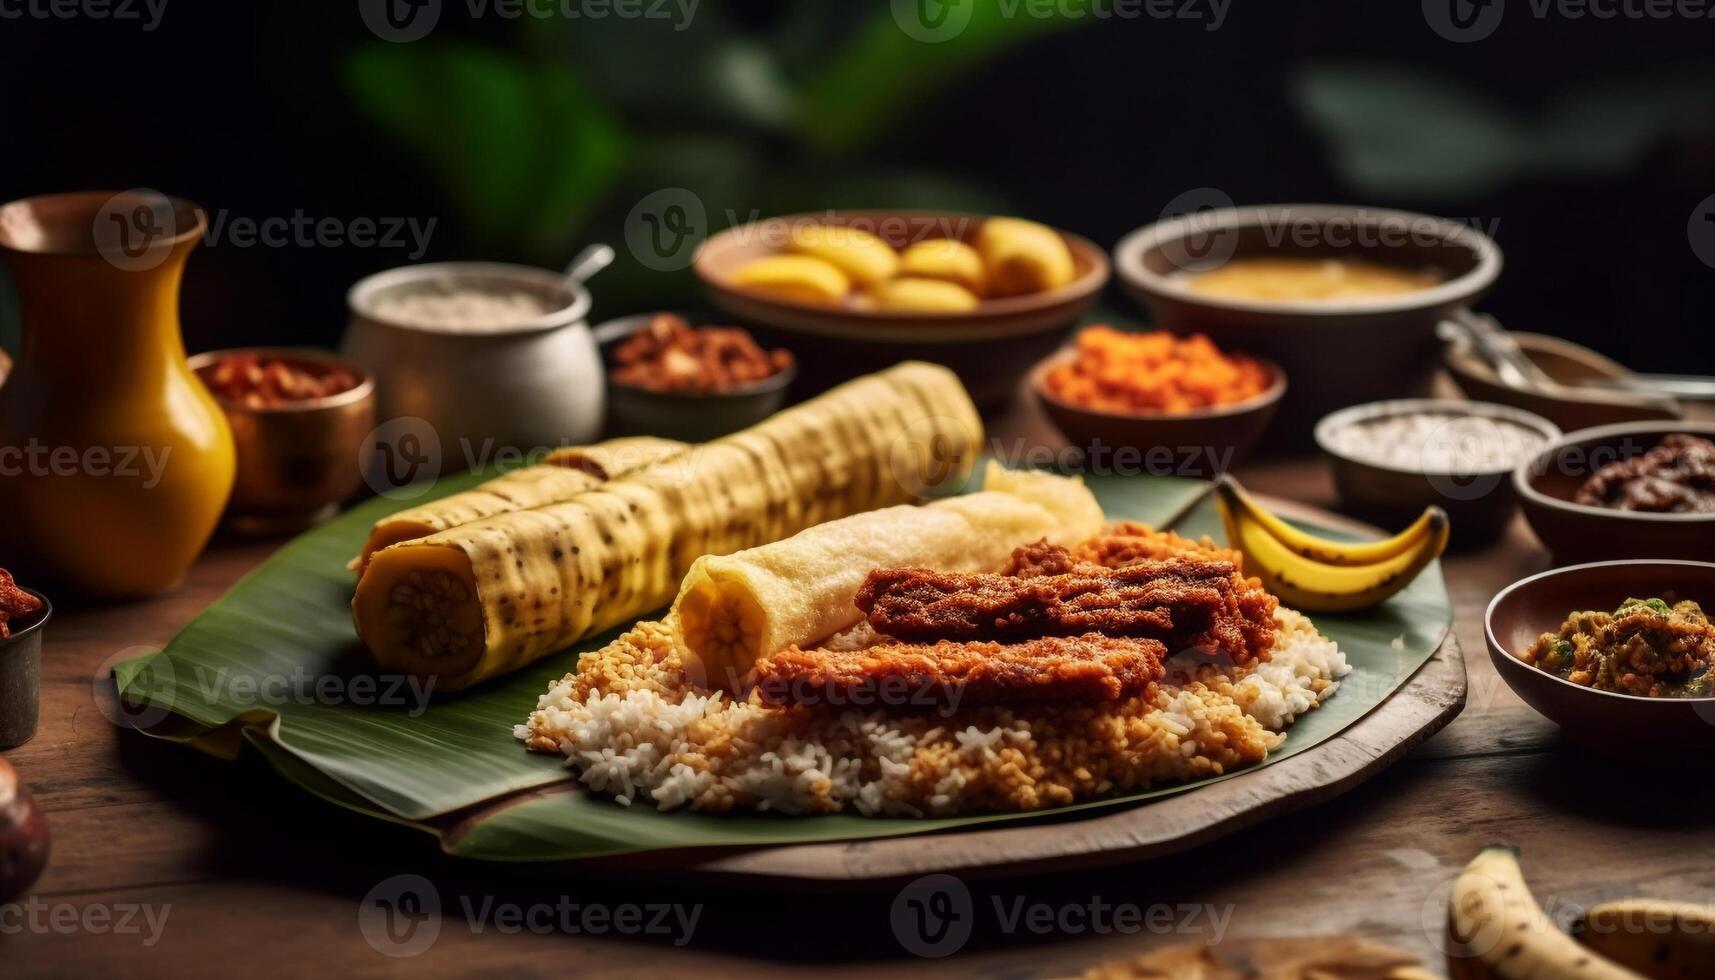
xmin=1447 ymin=845 xmax=1715 ymax=980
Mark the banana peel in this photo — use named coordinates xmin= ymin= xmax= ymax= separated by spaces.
xmin=1448 ymin=847 xmax=1644 ymax=979
xmin=1575 ymin=900 xmax=1715 ymax=980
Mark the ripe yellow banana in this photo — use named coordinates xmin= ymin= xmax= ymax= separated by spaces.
xmin=977 ymin=217 xmax=1075 ymax=297
xmin=872 ymin=277 xmax=980 ymax=312
xmin=1576 ymin=900 xmax=1715 ymax=980
xmin=786 ymin=225 xmax=898 ymax=288
xmin=898 ymin=238 xmax=989 ymax=297
xmin=1214 ymin=476 xmax=1443 ymax=567
xmin=730 ymin=255 xmax=851 ymax=305
xmin=1216 ymin=479 xmax=1448 ymax=613
xmin=1447 ymin=846 xmax=1642 ymax=979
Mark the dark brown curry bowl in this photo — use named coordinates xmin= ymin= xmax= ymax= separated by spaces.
xmin=1514 ymin=421 xmax=1715 ymax=564
xmin=1029 ymin=347 xmax=1285 ymax=478
xmin=1113 ymin=204 xmax=1501 ymax=434
xmin=1486 ymin=560 xmax=1715 ymax=761
xmin=694 ymin=211 xmax=1109 ymax=409
xmin=189 ymin=348 xmax=376 ymax=535
xmin=1444 ymin=329 xmax=1684 ymax=432
xmin=1315 ymin=400 xmax=1559 ymax=547
xmin=592 ymin=312 xmax=796 ymax=443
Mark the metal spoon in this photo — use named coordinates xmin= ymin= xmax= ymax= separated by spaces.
xmin=1577 ymin=374 xmax=1715 ymax=401
xmin=565 ymin=243 xmax=615 ymax=286
xmin=1439 ymin=313 xmax=1682 ymax=412
xmin=1443 ymin=309 xmax=1555 ymax=391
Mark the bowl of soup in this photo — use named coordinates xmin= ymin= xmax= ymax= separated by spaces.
xmin=1114 ymin=204 xmax=1502 ymax=434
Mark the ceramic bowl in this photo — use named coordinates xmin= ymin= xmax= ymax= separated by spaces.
xmin=693 ymin=211 xmax=1108 ymax=409
xmin=1113 ymin=204 xmax=1502 ymax=435
xmin=1514 ymin=421 xmax=1715 ymax=563
xmin=1444 ymin=330 xmax=1684 ymax=431
xmin=343 ymin=261 xmax=604 ymax=474
xmin=1316 ymin=399 xmax=1559 ymax=546
xmin=0 ymin=589 xmax=50 ymax=750
xmin=592 ymin=313 xmax=796 ymax=443
xmin=1030 ymin=347 xmax=1285 ymax=478
xmin=189 ymin=348 xmax=376 ymax=534
xmin=1486 ymin=560 xmax=1715 ymax=761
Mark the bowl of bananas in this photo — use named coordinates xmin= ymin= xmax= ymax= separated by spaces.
xmin=694 ymin=210 xmax=1108 ymax=408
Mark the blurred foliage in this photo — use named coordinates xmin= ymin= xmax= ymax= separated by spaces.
xmin=1293 ymin=64 xmax=1715 ymax=201
xmin=342 ymin=0 xmax=1085 ymax=312
xmin=347 ymin=46 xmax=627 ymax=258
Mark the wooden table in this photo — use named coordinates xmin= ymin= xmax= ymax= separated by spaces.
xmin=7 ymin=395 xmax=1713 ymax=979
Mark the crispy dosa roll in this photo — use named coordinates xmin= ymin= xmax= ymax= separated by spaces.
xmin=668 ymin=464 xmax=1104 ymax=688
xmin=353 ymin=362 xmax=983 ymax=691
xmin=352 ymin=436 xmax=685 ymax=571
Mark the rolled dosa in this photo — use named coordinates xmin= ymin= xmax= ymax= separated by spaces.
xmin=669 ymin=464 xmax=1104 ymax=688
xmin=352 ymin=436 xmax=684 ymax=570
xmin=353 ymin=362 xmax=983 ymax=690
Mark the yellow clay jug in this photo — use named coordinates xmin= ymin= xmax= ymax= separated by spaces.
xmin=0 ymin=191 xmax=235 ymax=597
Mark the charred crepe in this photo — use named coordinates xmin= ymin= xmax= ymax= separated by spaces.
xmin=353 ymin=436 xmax=685 ymax=570
xmin=669 ymin=465 xmax=1105 ymax=687
xmin=353 ymin=362 xmax=983 ymax=690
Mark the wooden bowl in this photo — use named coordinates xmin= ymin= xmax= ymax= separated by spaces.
xmin=1486 ymin=560 xmax=1715 ymax=762
xmin=1444 ymin=330 xmax=1684 ymax=431
xmin=1514 ymin=421 xmax=1715 ymax=563
xmin=592 ymin=312 xmax=795 ymax=443
xmin=693 ymin=211 xmax=1109 ymax=409
xmin=1030 ymin=347 xmax=1285 ymax=478
xmin=1316 ymin=399 xmax=1559 ymax=547
xmin=1113 ymin=204 xmax=1501 ymax=437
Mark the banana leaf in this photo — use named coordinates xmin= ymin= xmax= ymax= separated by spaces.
xmin=117 ymin=472 xmax=1451 ymax=862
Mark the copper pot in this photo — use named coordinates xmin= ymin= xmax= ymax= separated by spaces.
xmin=188 ymin=348 xmax=376 ymax=534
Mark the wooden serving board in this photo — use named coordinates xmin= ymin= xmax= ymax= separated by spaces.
xmin=567 ymin=495 xmax=1469 ymax=884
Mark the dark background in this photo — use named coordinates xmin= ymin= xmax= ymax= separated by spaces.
xmin=2 ymin=0 xmax=1712 ymax=367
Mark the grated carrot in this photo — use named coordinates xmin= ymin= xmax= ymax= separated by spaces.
xmin=1044 ymin=326 xmax=1271 ymax=414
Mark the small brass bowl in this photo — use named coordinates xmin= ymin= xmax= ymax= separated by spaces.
xmin=189 ymin=348 xmax=376 ymax=535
